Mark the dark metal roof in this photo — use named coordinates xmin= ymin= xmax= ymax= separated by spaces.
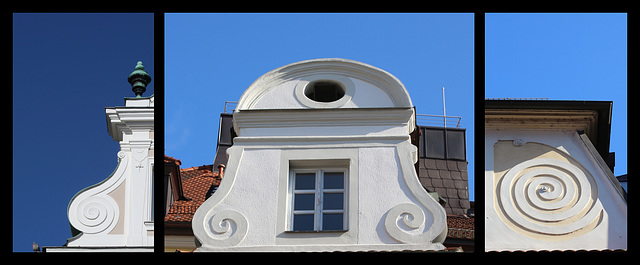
xmin=213 ymin=113 xmax=234 ymax=167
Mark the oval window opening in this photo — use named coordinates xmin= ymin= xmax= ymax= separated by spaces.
xmin=304 ymin=80 xmax=346 ymax=103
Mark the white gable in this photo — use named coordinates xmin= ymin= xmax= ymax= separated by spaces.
xmin=61 ymin=96 xmax=154 ymax=251
xmin=484 ymin=101 xmax=627 ymax=251
xmin=192 ymin=59 xmax=447 ymax=252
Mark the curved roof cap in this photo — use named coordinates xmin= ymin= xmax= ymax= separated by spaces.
xmin=236 ymin=58 xmax=413 ymax=110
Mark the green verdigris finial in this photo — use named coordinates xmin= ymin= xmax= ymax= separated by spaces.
xmin=127 ymin=61 xmax=151 ymax=98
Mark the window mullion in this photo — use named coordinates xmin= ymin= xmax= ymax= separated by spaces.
xmin=315 ymin=169 xmax=323 ymax=231
xmin=290 ymin=167 xmax=347 ymax=232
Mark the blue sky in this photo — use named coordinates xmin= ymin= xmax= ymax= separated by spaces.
xmin=12 ymin=13 xmax=154 ymax=252
xmin=485 ymin=13 xmax=627 ymax=177
xmin=165 ymin=13 xmax=476 ymax=200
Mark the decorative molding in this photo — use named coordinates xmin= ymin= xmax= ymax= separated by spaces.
xmin=393 ymin=141 xmax=448 ymax=245
xmin=193 ymin=146 xmax=243 ymax=249
xmin=236 ymin=58 xmax=412 ymax=110
xmin=105 ymin=107 xmax=154 ymax=142
xmin=234 ymin=108 xmax=414 ymax=128
xmin=513 ymin=138 xmax=525 ymax=146
xmin=203 ymin=209 xmax=249 ymax=247
xmin=485 ymin=109 xmax=598 ymax=137
xmin=68 ymin=151 xmax=128 ymax=235
xmin=497 ymin=158 xmax=603 ymax=238
xmin=293 ymin=74 xmax=355 ymax=109
xmin=384 ymin=203 xmax=426 ymax=244
xmin=130 ymin=141 xmax=152 ymax=171
xmin=275 ymin=148 xmax=359 ymax=245
xmin=233 ymin=107 xmax=416 ymax=139
xmin=73 ymin=195 xmax=119 ymax=234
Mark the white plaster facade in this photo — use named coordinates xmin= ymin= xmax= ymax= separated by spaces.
xmin=48 ymin=95 xmax=155 ymax=252
xmin=484 ymin=103 xmax=627 ymax=251
xmin=192 ymin=58 xmax=447 ymax=252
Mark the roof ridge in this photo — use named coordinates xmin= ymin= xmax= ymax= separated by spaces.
xmin=164 ymin=155 xmax=182 ymax=165
xmin=180 ymin=164 xmax=214 ymax=172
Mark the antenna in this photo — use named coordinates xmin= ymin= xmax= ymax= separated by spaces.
xmin=442 ymin=87 xmax=446 ymax=127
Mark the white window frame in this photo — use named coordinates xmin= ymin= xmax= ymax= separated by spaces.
xmin=276 ymin=148 xmax=358 ymax=245
xmin=289 ymin=168 xmax=348 ymax=232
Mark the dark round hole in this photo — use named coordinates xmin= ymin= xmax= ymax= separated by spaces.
xmin=304 ymin=81 xmax=345 ymax=103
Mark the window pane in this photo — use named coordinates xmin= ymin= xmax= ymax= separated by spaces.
xmin=218 ymin=114 xmax=234 ymax=145
xmin=323 ymin=172 xmax=344 ymax=189
xmin=293 ymin=214 xmax=315 ymax=231
xmin=425 ymin=129 xmax=445 ymax=159
xmin=294 ymin=194 xmax=315 ymax=211
xmin=419 ymin=130 xmax=426 ymax=158
xmin=322 ymin=193 xmax=343 ymax=210
xmin=322 ymin=213 xmax=343 ymax=231
xmin=446 ymin=130 xmax=466 ymax=160
xmin=295 ymin=173 xmax=316 ymax=190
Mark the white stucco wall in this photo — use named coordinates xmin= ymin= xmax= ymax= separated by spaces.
xmin=194 ymin=142 xmax=446 ymax=251
xmin=357 ymin=147 xmax=434 ymax=244
xmin=218 ymin=149 xmax=280 ymax=247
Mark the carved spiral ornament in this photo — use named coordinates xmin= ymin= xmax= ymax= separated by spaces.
xmin=498 ymin=158 xmax=603 ymax=237
xmin=68 ymin=151 xmax=126 ymax=236
xmin=385 ymin=203 xmax=436 ymax=244
xmin=205 ymin=209 xmax=249 ymax=247
xmin=74 ymin=195 xmax=119 ymax=234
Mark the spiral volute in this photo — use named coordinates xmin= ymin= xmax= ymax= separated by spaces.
xmin=497 ymin=158 xmax=603 ymax=237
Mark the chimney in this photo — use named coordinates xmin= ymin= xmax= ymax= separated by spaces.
xmin=217 ymin=164 xmax=226 ymax=178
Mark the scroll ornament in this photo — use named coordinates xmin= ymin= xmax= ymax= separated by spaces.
xmin=73 ymin=195 xmax=119 ymax=234
xmin=498 ymin=158 xmax=603 ymax=237
xmin=385 ymin=203 xmax=444 ymax=244
xmin=68 ymin=151 xmax=127 ymax=235
xmin=203 ymin=209 xmax=249 ymax=247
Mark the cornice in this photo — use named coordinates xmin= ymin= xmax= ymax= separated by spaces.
xmin=106 ymin=106 xmax=154 ymax=142
xmin=235 ymin=107 xmax=413 ymax=127
xmin=485 ymin=108 xmax=599 ymax=146
xmin=485 ymin=99 xmax=612 ymax=156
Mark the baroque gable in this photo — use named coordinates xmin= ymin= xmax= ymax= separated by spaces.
xmin=192 ymin=58 xmax=447 ymax=252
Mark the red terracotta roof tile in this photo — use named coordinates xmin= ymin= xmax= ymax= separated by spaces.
xmin=446 ymin=215 xmax=475 ymax=239
xmin=164 ymin=164 xmax=221 ymax=223
xmin=164 ymin=155 xmax=182 ymax=166
xmin=447 ymin=215 xmax=474 ymax=230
